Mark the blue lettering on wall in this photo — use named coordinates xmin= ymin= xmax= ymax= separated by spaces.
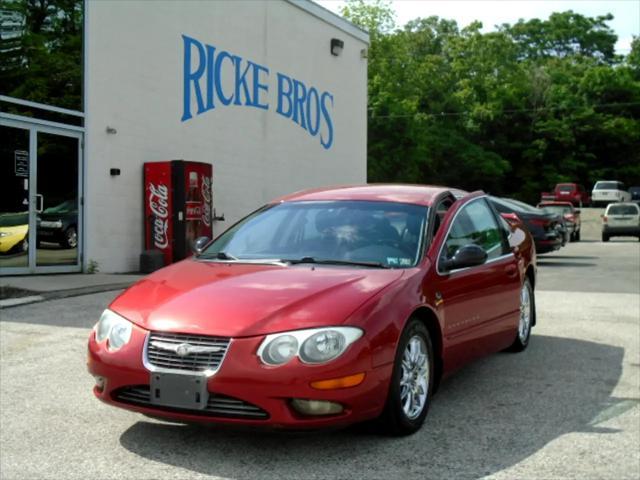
xmin=181 ymin=34 xmax=335 ymax=150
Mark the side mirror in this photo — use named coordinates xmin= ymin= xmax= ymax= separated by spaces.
xmin=441 ymin=244 xmax=488 ymax=272
xmin=192 ymin=236 xmax=210 ymax=255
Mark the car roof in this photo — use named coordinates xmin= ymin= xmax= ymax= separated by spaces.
xmin=273 ymin=184 xmax=463 ymax=207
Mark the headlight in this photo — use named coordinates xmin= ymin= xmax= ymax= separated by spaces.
xmin=95 ymin=309 xmax=133 ymax=351
xmin=261 ymin=335 xmax=298 ymax=365
xmin=258 ymin=327 xmax=363 ymax=366
xmin=40 ymin=220 xmax=63 ymax=228
xmin=300 ymin=330 xmax=346 ymax=363
xmin=0 ymin=232 xmax=10 ymax=237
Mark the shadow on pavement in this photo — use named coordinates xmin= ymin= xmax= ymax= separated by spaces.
xmin=537 ymin=261 xmax=597 ymax=268
xmin=119 ymin=335 xmax=627 ymax=479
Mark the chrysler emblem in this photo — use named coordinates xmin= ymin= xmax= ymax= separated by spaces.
xmin=176 ymin=343 xmax=191 ymax=357
xmin=150 ymin=340 xmax=222 ymax=356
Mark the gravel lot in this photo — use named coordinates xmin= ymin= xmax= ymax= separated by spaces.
xmin=1 ymin=240 xmax=639 ymax=480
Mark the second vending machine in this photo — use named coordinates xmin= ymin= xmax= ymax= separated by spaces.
xmin=144 ymin=160 xmax=213 ymax=265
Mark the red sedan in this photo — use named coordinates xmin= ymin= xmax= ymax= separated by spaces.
xmin=88 ymin=185 xmax=536 ymax=435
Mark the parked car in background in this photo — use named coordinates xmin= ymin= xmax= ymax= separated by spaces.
xmin=592 ymin=181 xmax=631 ymax=207
xmin=37 ymin=199 xmax=78 ymax=249
xmin=0 ymin=213 xmax=28 ymax=254
xmin=629 ymin=186 xmax=640 ymax=204
xmin=490 ymin=197 xmax=564 ymax=253
xmin=540 ymin=183 xmax=590 ymax=207
xmin=87 ymin=185 xmax=537 ymax=435
xmin=537 ymin=201 xmax=581 ymax=242
xmin=601 ymin=203 xmax=640 ymax=242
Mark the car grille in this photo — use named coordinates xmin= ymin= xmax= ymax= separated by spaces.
xmin=114 ymin=385 xmax=269 ymax=419
xmin=145 ymin=332 xmax=230 ymax=373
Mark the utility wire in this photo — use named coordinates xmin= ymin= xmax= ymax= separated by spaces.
xmin=368 ymin=101 xmax=640 ymax=119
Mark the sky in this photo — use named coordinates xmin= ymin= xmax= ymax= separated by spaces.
xmin=317 ymin=0 xmax=639 ymax=54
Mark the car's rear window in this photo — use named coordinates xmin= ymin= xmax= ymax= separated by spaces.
xmin=595 ymin=182 xmax=623 ymax=190
xmin=608 ymin=205 xmax=639 ymax=215
xmin=557 ymin=185 xmax=574 ymax=192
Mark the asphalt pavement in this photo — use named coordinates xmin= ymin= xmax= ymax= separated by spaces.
xmin=1 ymin=240 xmax=639 ymax=479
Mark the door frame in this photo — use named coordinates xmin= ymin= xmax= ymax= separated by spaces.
xmin=0 ymin=114 xmax=84 ymax=274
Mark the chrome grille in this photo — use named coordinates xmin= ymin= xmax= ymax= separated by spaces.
xmin=114 ymin=385 xmax=269 ymax=419
xmin=145 ymin=332 xmax=230 ymax=373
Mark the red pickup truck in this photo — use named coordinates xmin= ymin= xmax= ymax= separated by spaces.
xmin=540 ymin=183 xmax=591 ymax=207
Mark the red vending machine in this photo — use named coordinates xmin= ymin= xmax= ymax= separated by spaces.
xmin=144 ymin=160 xmax=213 ymax=265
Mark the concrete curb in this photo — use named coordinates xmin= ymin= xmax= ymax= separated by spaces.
xmin=0 ymin=283 xmax=131 ymax=309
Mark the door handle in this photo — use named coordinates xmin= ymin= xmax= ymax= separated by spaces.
xmin=505 ymin=265 xmax=518 ymax=278
xmin=35 ymin=194 xmax=44 ymax=213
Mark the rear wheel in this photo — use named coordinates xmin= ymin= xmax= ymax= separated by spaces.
xmin=602 ymin=233 xmax=609 ymax=242
xmin=507 ymin=278 xmax=534 ymax=352
xmin=380 ymin=319 xmax=434 ymax=436
xmin=575 ymin=230 xmax=581 ymax=242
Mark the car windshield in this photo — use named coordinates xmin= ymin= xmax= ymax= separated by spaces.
xmin=200 ymin=201 xmax=429 ymax=268
xmin=494 ymin=197 xmax=540 ymax=214
xmin=595 ymin=182 xmax=622 ymax=190
xmin=608 ymin=205 xmax=639 ymax=215
xmin=43 ymin=199 xmax=77 ymax=214
xmin=0 ymin=213 xmax=28 ymax=227
xmin=541 ymin=205 xmax=572 ymax=215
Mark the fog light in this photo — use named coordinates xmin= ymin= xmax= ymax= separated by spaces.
xmin=94 ymin=376 xmax=105 ymax=392
xmin=290 ymin=399 xmax=343 ymax=416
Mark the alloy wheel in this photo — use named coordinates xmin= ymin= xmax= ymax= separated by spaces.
xmin=399 ymin=335 xmax=429 ymax=420
xmin=518 ymin=282 xmax=532 ymax=343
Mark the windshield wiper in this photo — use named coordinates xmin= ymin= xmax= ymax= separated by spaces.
xmin=284 ymin=257 xmax=390 ymax=269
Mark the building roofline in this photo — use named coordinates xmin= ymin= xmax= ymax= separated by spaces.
xmin=285 ymin=0 xmax=370 ymax=44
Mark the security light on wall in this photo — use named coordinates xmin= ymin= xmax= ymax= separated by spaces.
xmin=331 ymin=38 xmax=344 ymax=56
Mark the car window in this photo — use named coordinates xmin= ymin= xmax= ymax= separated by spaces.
xmin=203 ymin=201 xmax=429 ymax=268
xmin=558 ymin=185 xmax=573 ymax=192
xmin=607 ymin=205 xmax=639 ymax=216
xmin=443 ymin=199 xmax=506 ymax=262
xmin=595 ymin=181 xmax=622 ymax=190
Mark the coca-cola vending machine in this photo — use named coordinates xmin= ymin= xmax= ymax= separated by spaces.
xmin=144 ymin=160 xmax=213 ymax=265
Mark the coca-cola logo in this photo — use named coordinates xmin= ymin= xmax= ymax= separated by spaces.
xmin=149 ymin=183 xmax=169 ymax=249
xmin=201 ymin=176 xmax=212 ymax=227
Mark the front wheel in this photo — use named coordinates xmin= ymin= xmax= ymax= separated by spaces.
xmin=507 ymin=278 xmax=534 ymax=352
xmin=61 ymin=226 xmax=78 ymax=249
xmin=602 ymin=233 xmax=609 ymax=242
xmin=575 ymin=230 xmax=581 ymax=242
xmin=380 ymin=319 xmax=434 ymax=436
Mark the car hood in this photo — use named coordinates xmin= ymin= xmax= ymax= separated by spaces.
xmin=109 ymin=259 xmax=405 ymax=337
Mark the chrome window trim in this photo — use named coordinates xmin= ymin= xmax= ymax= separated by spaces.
xmin=142 ymin=332 xmax=233 ymax=378
xmin=436 ymin=196 xmax=513 ymax=277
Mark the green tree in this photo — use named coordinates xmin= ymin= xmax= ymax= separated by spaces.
xmin=342 ymin=0 xmax=640 ymax=202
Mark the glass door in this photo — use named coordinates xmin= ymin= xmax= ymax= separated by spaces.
xmin=0 ymin=121 xmax=82 ymax=274
xmin=0 ymin=125 xmax=31 ymax=272
xmin=35 ymin=132 xmax=80 ymax=268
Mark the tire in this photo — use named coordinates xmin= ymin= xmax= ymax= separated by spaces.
xmin=575 ymin=230 xmax=581 ymax=242
xmin=61 ymin=226 xmax=78 ymax=249
xmin=507 ymin=278 xmax=534 ymax=352
xmin=379 ymin=319 xmax=434 ymax=436
xmin=602 ymin=233 xmax=609 ymax=242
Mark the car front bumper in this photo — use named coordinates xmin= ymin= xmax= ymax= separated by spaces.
xmin=87 ymin=325 xmax=391 ymax=429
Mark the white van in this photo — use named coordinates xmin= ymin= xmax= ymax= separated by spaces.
xmin=592 ymin=181 xmax=631 ymax=207
xmin=602 ymin=203 xmax=640 ymax=241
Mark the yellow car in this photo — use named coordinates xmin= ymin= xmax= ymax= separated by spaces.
xmin=0 ymin=213 xmax=29 ymax=254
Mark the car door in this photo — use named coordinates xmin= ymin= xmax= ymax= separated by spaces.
xmin=432 ymin=195 xmax=521 ymax=372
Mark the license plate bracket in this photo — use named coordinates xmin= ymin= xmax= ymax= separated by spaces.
xmin=150 ymin=372 xmax=209 ymax=410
